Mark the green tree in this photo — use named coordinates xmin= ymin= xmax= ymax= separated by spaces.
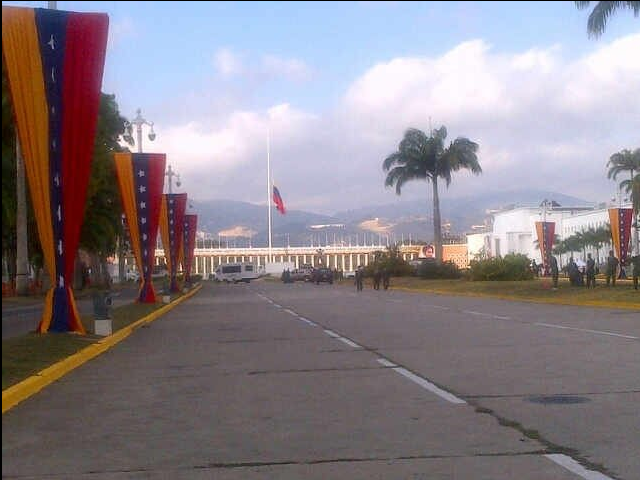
xmin=607 ymin=148 xmax=640 ymax=255
xmin=575 ymin=1 xmax=640 ymax=38
xmin=79 ymin=93 xmax=133 ymax=286
xmin=383 ymin=126 xmax=481 ymax=262
xmin=607 ymin=148 xmax=640 ymax=189
xmin=2 ymin=62 xmax=17 ymax=282
xmin=2 ymin=77 xmax=131 ymax=289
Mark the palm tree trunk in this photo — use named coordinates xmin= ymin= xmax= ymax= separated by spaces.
xmin=432 ymin=177 xmax=442 ymax=263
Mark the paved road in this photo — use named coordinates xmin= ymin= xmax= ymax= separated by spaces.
xmin=2 ymin=288 xmax=139 ymax=339
xmin=3 ymin=281 xmax=638 ymax=479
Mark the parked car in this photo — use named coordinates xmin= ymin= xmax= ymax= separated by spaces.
xmin=290 ymin=267 xmax=313 ymax=282
xmin=125 ymin=270 xmax=140 ymax=282
xmin=312 ymin=267 xmax=334 ymax=284
xmin=151 ymin=265 xmax=168 ymax=279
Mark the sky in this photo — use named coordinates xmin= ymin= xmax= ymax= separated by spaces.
xmin=3 ymin=1 xmax=640 ymax=216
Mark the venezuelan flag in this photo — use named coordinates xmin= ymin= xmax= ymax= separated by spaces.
xmin=114 ymin=153 xmax=166 ymax=303
xmin=159 ymin=194 xmax=188 ymax=292
xmin=3 ymin=7 xmax=108 ymax=333
xmin=609 ymin=208 xmax=633 ymax=264
xmin=182 ymin=214 xmax=198 ymax=283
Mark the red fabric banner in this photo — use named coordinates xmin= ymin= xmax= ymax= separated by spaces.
xmin=183 ymin=214 xmax=198 ymax=283
xmin=114 ymin=153 xmax=166 ymax=303
xmin=159 ymin=193 xmax=188 ymax=292
xmin=609 ymin=208 xmax=633 ymax=265
xmin=535 ymin=221 xmax=555 ymax=274
xmin=3 ymin=7 xmax=108 ymax=333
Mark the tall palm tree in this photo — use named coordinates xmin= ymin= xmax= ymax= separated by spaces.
xmin=589 ymin=224 xmax=612 ymax=263
xmin=575 ymin=1 xmax=640 ymax=38
xmin=608 ymin=148 xmax=640 ymax=187
xmin=383 ymin=126 xmax=481 ymax=262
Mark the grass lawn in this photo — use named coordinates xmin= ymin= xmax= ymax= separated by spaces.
xmin=2 ymin=290 xmax=181 ymax=391
xmin=386 ymin=276 xmax=640 ymax=309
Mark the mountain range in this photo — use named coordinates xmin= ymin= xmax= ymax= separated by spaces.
xmin=189 ymin=190 xmax=595 ymax=248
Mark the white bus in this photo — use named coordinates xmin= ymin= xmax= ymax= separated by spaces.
xmin=213 ymin=262 xmax=259 ymax=283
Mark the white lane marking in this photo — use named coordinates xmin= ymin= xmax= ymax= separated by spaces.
xmin=298 ymin=316 xmax=317 ymax=326
xmin=427 ymin=305 xmax=449 ymax=310
xmin=463 ymin=310 xmax=493 ymax=317
xmin=462 ymin=310 xmax=512 ymax=321
xmin=272 ymin=304 xmax=282 ymax=308
xmin=377 ymin=358 xmax=397 ymax=368
xmin=545 ymin=454 xmax=613 ymax=480
xmin=393 ymin=367 xmax=467 ymax=404
xmin=324 ymin=329 xmax=340 ymax=338
xmin=535 ymin=322 xmax=638 ymax=340
xmin=283 ymin=308 xmax=296 ymax=316
xmin=337 ymin=337 xmax=361 ymax=348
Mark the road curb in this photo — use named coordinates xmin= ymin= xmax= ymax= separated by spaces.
xmin=2 ymin=284 xmax=202 ymax=414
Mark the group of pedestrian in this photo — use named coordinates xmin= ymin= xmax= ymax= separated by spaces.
xmin=549 ymin=250 xmax=635 ymax=289
xmin=355 ymin=265 xmax=391 ymax=292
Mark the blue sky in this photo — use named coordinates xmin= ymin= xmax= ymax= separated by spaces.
xmin=3 ymin=1 xmax=640 ymax=216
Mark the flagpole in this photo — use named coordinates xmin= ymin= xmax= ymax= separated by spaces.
xmin=267 ymin=129 xmax=273 ymax=263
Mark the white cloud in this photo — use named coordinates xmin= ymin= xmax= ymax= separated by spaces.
xmin=261 ymin=55 xmax=313 ymax=82
xmin=107 ymin=16 xmax=135 ymax=50
xmin=153 ymin=34 xmax=640 ymax=215
xmin=213 ymin=48 xmax=243 ymax=77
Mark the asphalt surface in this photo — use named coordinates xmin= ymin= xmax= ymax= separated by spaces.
xmin=2 ymin=280 xmax=638 ymax=479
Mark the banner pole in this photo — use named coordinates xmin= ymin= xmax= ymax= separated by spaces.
xmin=267 ymin=129 xmax=272 ymax=263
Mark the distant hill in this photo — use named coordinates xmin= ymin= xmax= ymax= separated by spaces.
xmin=190 ymin=190 xmax=593 ymax=247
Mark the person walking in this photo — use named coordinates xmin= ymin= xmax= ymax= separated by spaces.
xmin=373 ymin=267 xmax=381 ymax=290
xmin=630 ymin=254 xmax=640 ymax=291
xmin=567 ymin=257 xmax=579 ymax=286
xmin=355 ymin=265 xmax=364 ymax=292
xmin=585 ymin=253 xmax=596 ymax=288
xmin=550 ymin=255 xmax=559 ymax=290
xmin=382 ymin=267 xmax=390 ymax=290
xmin=605 ymin=250 xmax=619 ymax=286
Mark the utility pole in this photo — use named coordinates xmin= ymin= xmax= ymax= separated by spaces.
xmin=15 ymin=138 xmax=29 ymax=295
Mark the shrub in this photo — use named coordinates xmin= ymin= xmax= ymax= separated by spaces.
xmin=415 ymin=260 xmax=461 ymax=279
xmin=469 ymin=254 xmax=534 ymax=281
xmin=365 ymin=248 xmax=414 ymax=277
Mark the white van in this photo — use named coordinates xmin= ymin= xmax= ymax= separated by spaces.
xmin=213 ymin=263 xmax=259 ymax=283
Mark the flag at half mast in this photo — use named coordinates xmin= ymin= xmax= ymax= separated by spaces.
xmin=273 ymin=184 xmax=286 ymax=214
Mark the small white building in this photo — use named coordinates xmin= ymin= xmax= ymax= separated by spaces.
xmin=467 ymin=200 xmax=636 ymax=267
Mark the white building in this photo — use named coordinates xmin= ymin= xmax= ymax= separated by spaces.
xmin=467 ymin=201 xmax=636 ymax=267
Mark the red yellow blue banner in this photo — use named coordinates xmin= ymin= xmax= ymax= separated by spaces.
xmin=183 ymin=214 xmax=198 ymax=283
xmin=114 ymin=153 xmax=166 ymax=303
xmin=159 ymin=194 xmax=188 ymax=292
xmin=3 ymin=6 xmax=108 ymax=333
xmin=609 ymin=208 xmax=633 ymax=265
xmin=535 ymin=221 xmax=555 ymax=274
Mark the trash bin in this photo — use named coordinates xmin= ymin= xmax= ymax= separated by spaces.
xmin=161 ymin=276 xmax=171 ymax=304
xmin=92 ymin=291 xmax=113 ymax=336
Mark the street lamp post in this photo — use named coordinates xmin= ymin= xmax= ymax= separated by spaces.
xmin=126 ymin=108 xmax=156 ymax=153
xmin=165 ymin=164 xmax=181 ymax=194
